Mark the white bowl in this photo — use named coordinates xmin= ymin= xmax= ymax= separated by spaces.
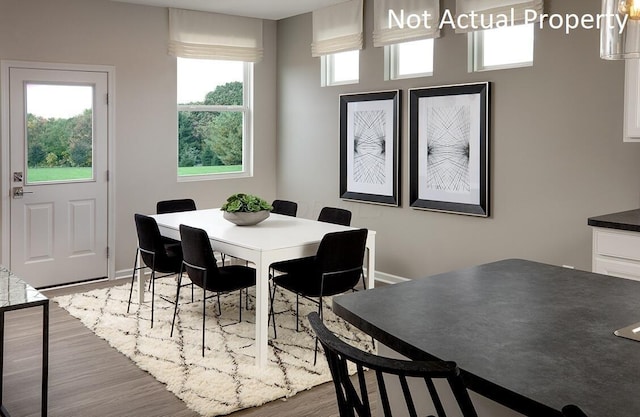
xmin=223 ymin=210 xmax=270 ymax=226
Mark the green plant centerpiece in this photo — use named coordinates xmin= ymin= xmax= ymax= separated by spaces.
xmin=221 ymin=193 xmax=273 ymax=226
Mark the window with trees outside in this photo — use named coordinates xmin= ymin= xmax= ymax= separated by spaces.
xmin=177 ymin=58 xmax=252 ymax=179
xmin=26 ymin=84 xmax=94 ymax=183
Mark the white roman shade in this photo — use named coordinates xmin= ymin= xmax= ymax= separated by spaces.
xmin=311 ymin=0 xmax=363 ymax=57
xmin=455 ymin=0 xmax=544 ymax=33
xmin=168 ymin=8 xmax=263 ymax=62
xmin=373 ymin=0 xmax=440 ymax=47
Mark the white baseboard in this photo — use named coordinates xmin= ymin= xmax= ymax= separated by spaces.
xmin=116 ymin=267 xmax=410 ymax=286
xmin=115 ymin=268 xmax=136 ymax=280
xmin=373 ymin=270 xmax=409 ymax=285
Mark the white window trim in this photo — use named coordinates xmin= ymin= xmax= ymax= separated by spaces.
xmin=384 ymin=42 xmax=434 ymax=81
xmin=177 ymin=62 xmax=253 ymax=181
xmin=469 ymin=27 xmax=534 ymax=73
xmin=321 ymin=52 xmax=359 ymax=87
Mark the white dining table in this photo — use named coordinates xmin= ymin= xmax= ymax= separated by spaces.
xmin=140 ymin=208 xmax=376 ymax=367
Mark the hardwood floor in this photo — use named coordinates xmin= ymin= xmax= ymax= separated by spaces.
xmin=2 ymin=279 xmax=357 ymax=417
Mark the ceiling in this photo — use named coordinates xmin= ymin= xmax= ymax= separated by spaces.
xmin=110 ymin=0 xmax=349 ymax=20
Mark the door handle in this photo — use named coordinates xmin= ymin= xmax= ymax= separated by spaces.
xmin=12 ymin=186 xmax=34 ymax=199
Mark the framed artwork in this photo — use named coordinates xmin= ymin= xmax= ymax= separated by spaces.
xmin=339 ymin=90 xmax=400 ymax=206
xmin=409 ymin=82 xmax=490 ymax=216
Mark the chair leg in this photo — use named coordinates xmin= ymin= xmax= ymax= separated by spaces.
xmin=238 ymin=289 xmax=243 ymax=322
xmin=202 ymin=287 xmax=206 ymax=357
xmin=150 ymin=269 xmax=156 ymax=328
xmin=216 ymin=293 xmax=222 ymax=315
xmin=202 ymin=273 xmax=207 ymax=357
xmin=313 ymin=297 xmax=323 ymax=366
xmin=296 ymin=294 xmax=300 ymax=332
xmin=313 ymin=337 xmax=320 ymax=366
xmin=170 ymin=270 xmax=184 ymax=337
xmin=127 ymin=248 xmax=139 ymax=313
xmin=269 ymin=282 xmax=278 ymax=338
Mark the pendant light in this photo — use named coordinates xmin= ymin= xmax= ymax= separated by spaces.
xmin=601 ymin=0 xmax=640 ymax=59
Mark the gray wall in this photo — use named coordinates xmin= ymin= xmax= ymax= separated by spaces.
xmin=276 ymin=0 xmax=640 ymax=279
xmin=1 ymin=0 xmax=638 ymax=281
xmin=0 ymin=0 xmax=278 ymax=275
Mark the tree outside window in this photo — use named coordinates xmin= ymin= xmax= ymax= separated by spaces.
xmin=177 ymin=58 xmax=252 ymax=179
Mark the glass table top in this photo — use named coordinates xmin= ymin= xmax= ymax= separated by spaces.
xmin=0 ymin=265 xmax=48 ymax=309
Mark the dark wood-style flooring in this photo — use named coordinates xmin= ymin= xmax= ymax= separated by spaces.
xmin=2 ymin=279 xmax=361 ymax=417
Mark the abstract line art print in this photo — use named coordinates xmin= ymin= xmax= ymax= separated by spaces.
xmin=352 ymin=110 xmax=387 ymax=185
xmin=409 ymin=83 xmax=490 ymax=217
xmin=340 ymin=91 xmax=400 ymax=206
xmin=425 ymin=104 xmax=471 ymax=192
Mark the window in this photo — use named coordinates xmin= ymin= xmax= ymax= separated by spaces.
xmin=322 ymin=50 xmax=359 ymax=86
xmin=470 ymin=24 xmax=534 ymax=71
xmin=26 ymin=83 xmax=94 ymax=183
xmin=177 ymin=57 xmax=252 ymax=179
xmin=385 ymin=38 xmax=434 ymax=80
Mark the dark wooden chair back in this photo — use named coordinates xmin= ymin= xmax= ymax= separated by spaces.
xmin=308 ymin=312 xmax=479 ymax=417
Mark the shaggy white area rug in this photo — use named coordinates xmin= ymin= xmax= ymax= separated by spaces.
xmin=54 ymin=278 xmax=373 ymax=416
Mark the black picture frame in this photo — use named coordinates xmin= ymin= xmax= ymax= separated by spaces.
xmin=339 ymin=90 xmax=400 ymax=206
xmin=409 ymin=82 xmax=490 ymax=217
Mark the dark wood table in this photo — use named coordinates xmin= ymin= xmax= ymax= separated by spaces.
xmin=332 ymin=259 xmax=640 ymax=417
xmin=0 ymin=266 xmax=48 ymax=417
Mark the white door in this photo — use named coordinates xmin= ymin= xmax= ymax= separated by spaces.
xmin=9 ymin=67 xmax=109 ymax=288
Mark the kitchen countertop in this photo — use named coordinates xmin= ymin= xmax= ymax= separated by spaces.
xmin=587 ymin=208 xmax=640 ymax=232
xmin=333 ymin=259 xmax=640 ymax=417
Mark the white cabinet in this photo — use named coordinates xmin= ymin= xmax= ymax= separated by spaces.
xmin=592 ymin=227 xmax=640 ymax=280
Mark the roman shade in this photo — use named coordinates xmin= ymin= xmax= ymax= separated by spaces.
xmin=311 ymin=0 xmax=363 ymax=57
xmin=168 ymin=8 xmax=263 ymax=62
xmin=373 ymin=0 xmax=441 ymax=47
xmin=455 ymin=0 xmax=544 ymax=33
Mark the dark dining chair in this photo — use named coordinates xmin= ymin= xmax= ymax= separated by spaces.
xmin=157 ymin=198 xmax=225 ymax=272
xmin=271 ymin=199 xmax=298 ymax=217
xmin=270 ymin=228 xmax=368 ymax=363
xmin=127 ymin=214 xmax=183 ymax=327
xmin=171 ymin=224 xmax=256 ymax=356
xmin=156 ymin=198 xmax=197 ymax=214
xmin=269 ymin=206 xmax=353 ymax=278
xmin=307 ymin=312 xmax=479 ymax=417
xmin=156 ymin=198 xmax=197 ymax=247
xmin=562 ymin=405 xmax=589 ymax=417
xmin=317 ymin=206 xmax=351 ymax=226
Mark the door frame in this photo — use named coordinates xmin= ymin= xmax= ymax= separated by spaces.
xmin=0 ymin=60 xmax=116 ymax=281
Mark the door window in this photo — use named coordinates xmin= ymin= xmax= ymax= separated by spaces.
xmin=25 ymin=83 xmax=94 ymax=184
